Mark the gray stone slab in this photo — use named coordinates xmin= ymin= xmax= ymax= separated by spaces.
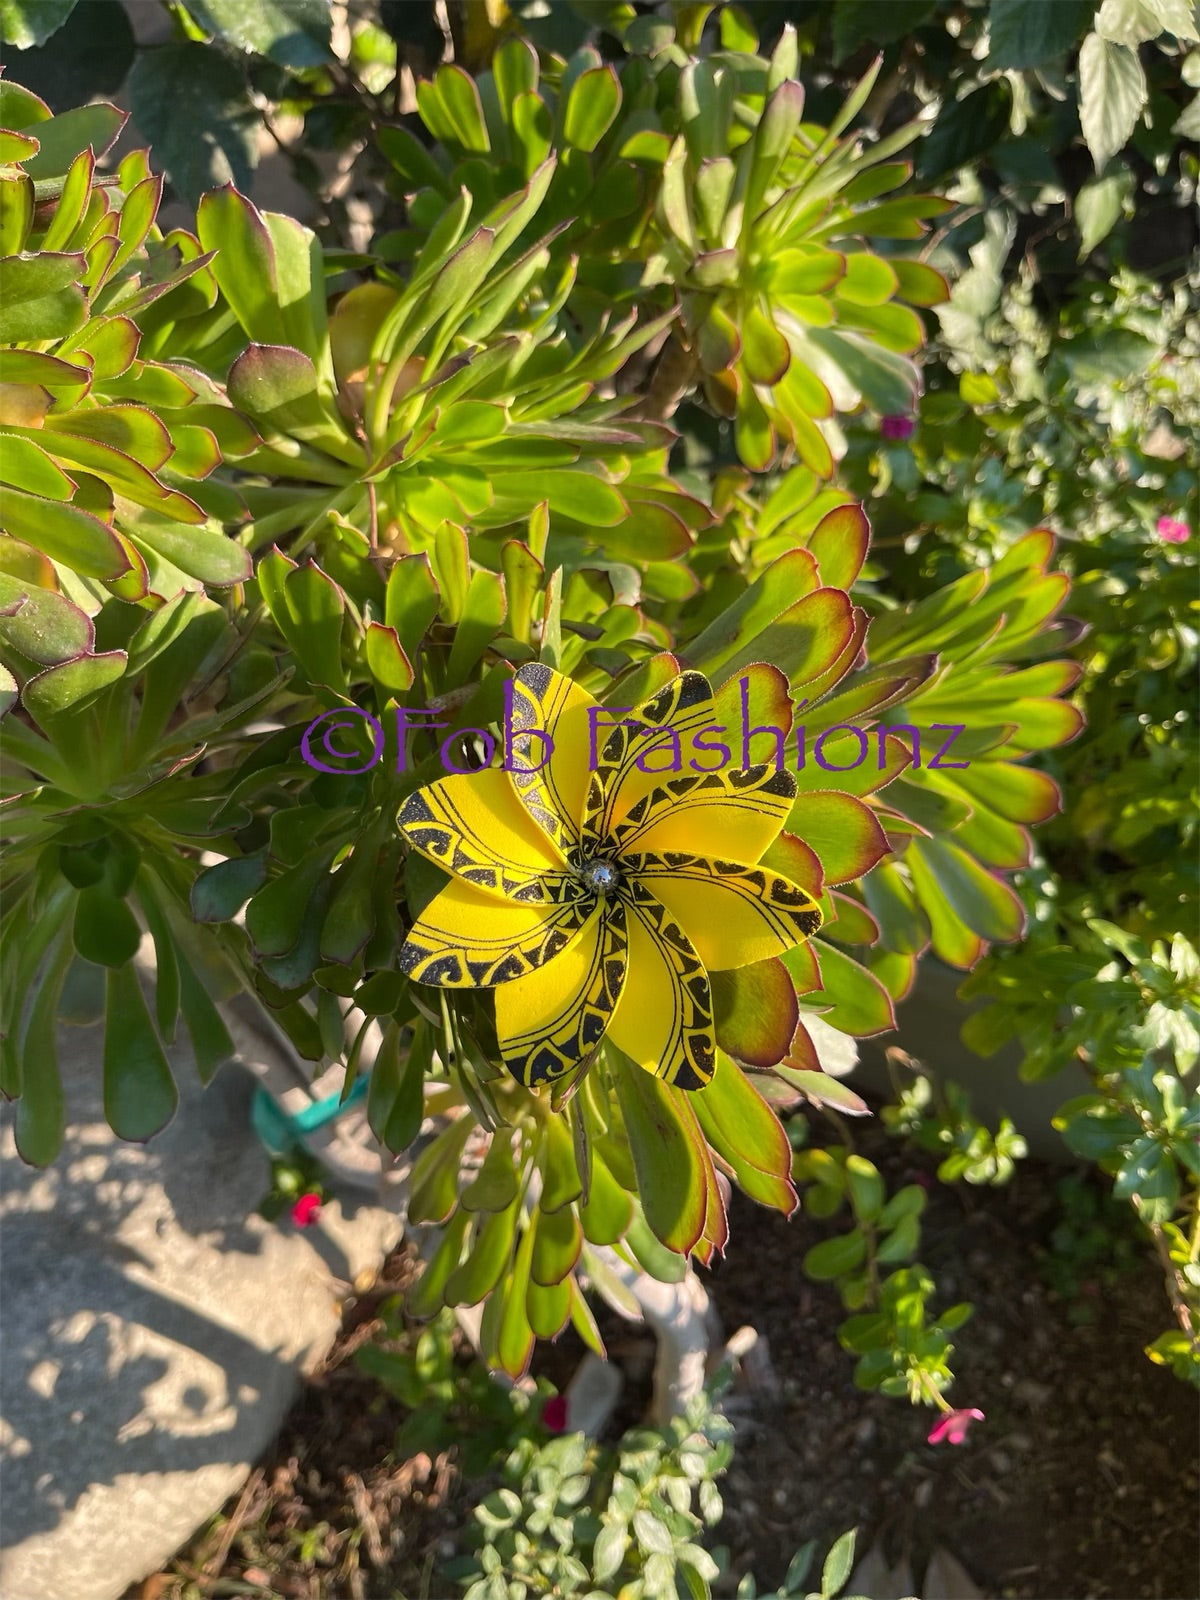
xmin=0 ymin=1019 xmax=402 ymax=1600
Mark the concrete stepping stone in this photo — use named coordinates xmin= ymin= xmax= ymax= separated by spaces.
xmin=0 ymin=1018 xmax=402 ymax=1600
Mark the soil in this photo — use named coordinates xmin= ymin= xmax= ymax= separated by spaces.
xmin=128 ymin=1131 xmax=1199 ymax=1600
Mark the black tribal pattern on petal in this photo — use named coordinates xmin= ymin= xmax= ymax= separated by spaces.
xmin=620 ymin=879 xmax=716 ymax=1090
xmin=501 ymin=901 xmax=629 ymax=1088
xmin=397 ymin=784 xmax=577 ymax=904
xmin=506 ymin=664 xmax=582 ymax=850
xmin=611 ymin=764 xmax=798 ymax=852
xmin=588 ymin=670 xmax=717 ymax=839
xmin=398 ymin=896 xmax=593 ymax=987
xmin=622 ymin=852 xmax=824 ymax=944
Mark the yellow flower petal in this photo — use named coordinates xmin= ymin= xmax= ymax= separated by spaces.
xmin=589 ymin=670 xmax=721 ymax=838
xmin=399 ymin=876 xmax=590 ymax=986
xmin=495 ymin=901 xmax=628 ymax=1087
xmin=606 ymin=886 xmax=715 ymax=1089
xmin=398 ymin=768 xmax=567 ymax=900
xmin=624 ymin=853 xmax=822 ymax=970
xmin=508 ymin=664 xmax=601 ymax=848
xmin=613 ymin=765 xmax=797 ymax=863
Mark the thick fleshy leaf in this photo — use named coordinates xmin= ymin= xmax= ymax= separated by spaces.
xmin=950 ymin=759 xmax=1061 ymax=824
xmin=868 ymin=947 xmax=918 ymax=1002
xmin=2 ymin=485 xmax=131 ymax=579
xmin=407 ymin=1209 xmax=471 ymax=1318
xmin=459 ymin=1130 xmax=520 ymax=1216
xmin=16 ymin=951 xmax=68 ymax=1167
xmin=902 ymin=846 xmax=986 ymax=969
xmin=0 ymin=570 xmax=92 ymax=664
xmin=685 ymin=549 xmax=820 ymax=676
xmin=530 ymin=1201 xmax=582 ymax=1287
xmin=826 ymin=892 xmax=879 ymax=946
xmin=563 ymin=64 xmax=621 ymax=152
xmin=444 ymin=1205 xmax=517 ymax=1308
xmin=22 ymin=101 xmax=124 ymax=175
xmin=366 ymin=1021 xmax=426 ymax=1155
xmin=786 ymin=790 xmax=890 ymax=884
xmin=802 ymin=940 xmax=896 ymax=1036
xmin=191 ymin=852 xmax=269 ymax=924
xmin=609 ymin=1045 xmax=707 ymax=1253
xmin=804 ymin=655 xmax=938 ymax=734
xmin=103 ymin=962 xmax=178 ymax=1142
xmin=497 ymin=1223 xmax=537 ymax=1379
xmin=0 ymin=276 xmax=85 ymax=345
xmin=693 ymin=1050 xmax=796 ymax=1213
xmin=23 ymin=651 xmax=126 ymax=723
xmin=385 ymin=553 xmax=440 ymax=652
xmin=714 ymin=585 xmax=855 ymax=691
xmin=129 ymin=517 xmax=252 ymax=587
xmin=862 ymin=859 xmax=929 ymax=955
xmin=227 ymin=341 xmax=321 ymax=420
xmin=73 ymin=887 xmax=141 ymax=968
xmin=741 ymin=303 xmax=791 ymax=385
xmin=525 ymin=1275 xmax=572 ymax=1339
xmin=772 ymin=1062 xmax=870 ymax=1116
xmin=579 ymin=1148 xmax=634 ymax=1245
xmin=0 ymin=433 xmax=76 ymax=499
xmin=197 ymin=186 xmax=287 ymax=345
xmin=908 ymin=836 xmax=1026 ymax=944
xmin=245 ymin=850 xmax=334 ymax=958
xmin=806 ymin=502 xmax=870 ymax=589
xmin=407 ymin=1114 xmax=476 ymax=1226
xmin=791 ymin=730 xmax=911 ymax=798
xmin=712 ymin=958 xmax=798 ymax=1067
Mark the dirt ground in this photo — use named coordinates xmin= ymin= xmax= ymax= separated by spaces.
xmin=130 ymin=1135 xmax=1199 ymax=1600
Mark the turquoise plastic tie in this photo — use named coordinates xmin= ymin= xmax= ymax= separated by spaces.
xmin=251 ymin=1073 xmax=369 ymax=1157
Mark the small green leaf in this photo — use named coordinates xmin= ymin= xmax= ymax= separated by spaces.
xmin=1075 ymin=165 xmax=1134 ymax=258
xmin=820 ymin=1528 xmax=857 ymax=1597
xmin=1078 ymin=33 xmax=1147 ymax=171
xmin=844 ymin=1155 xmax=884 ymax=1223
xmin=593 ymin=1523 xmax=629 ymax=1584
xmin=803 ymin=1231 xmax=866 ymax=1280
xmin=876 ymin=1212 xmax=920 ymax=1262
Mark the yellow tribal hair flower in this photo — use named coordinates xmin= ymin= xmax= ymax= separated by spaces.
xmin=396 ymin=663 xmax=821 ymax=1090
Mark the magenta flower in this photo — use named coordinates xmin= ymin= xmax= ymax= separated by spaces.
xmin=291 ymin=1192 xmax=322 ymax=1227
xmin=541 ymin=1395 xmax=568 ymax=1433
xmin=927 ymin=1407 xmax=984 ymax=1445
xmin=881 ymin=415 xmax=915 ymax=441
xmin=1156 ymin=517 xmax=1189 ymax=543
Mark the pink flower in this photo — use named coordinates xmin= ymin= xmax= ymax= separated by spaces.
xmin=881 ymin=415 xmax=915 ymax=441
xmin=1156 ymin=517 xmax=1189 ymax=543
xmin=541 ymin=1395 xmax=568 ymax=1433
xmin=927 ymin=1407 xmax=984 ymax=1445
xmin=291 ymin=1192 xmax=322 ymax=1227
